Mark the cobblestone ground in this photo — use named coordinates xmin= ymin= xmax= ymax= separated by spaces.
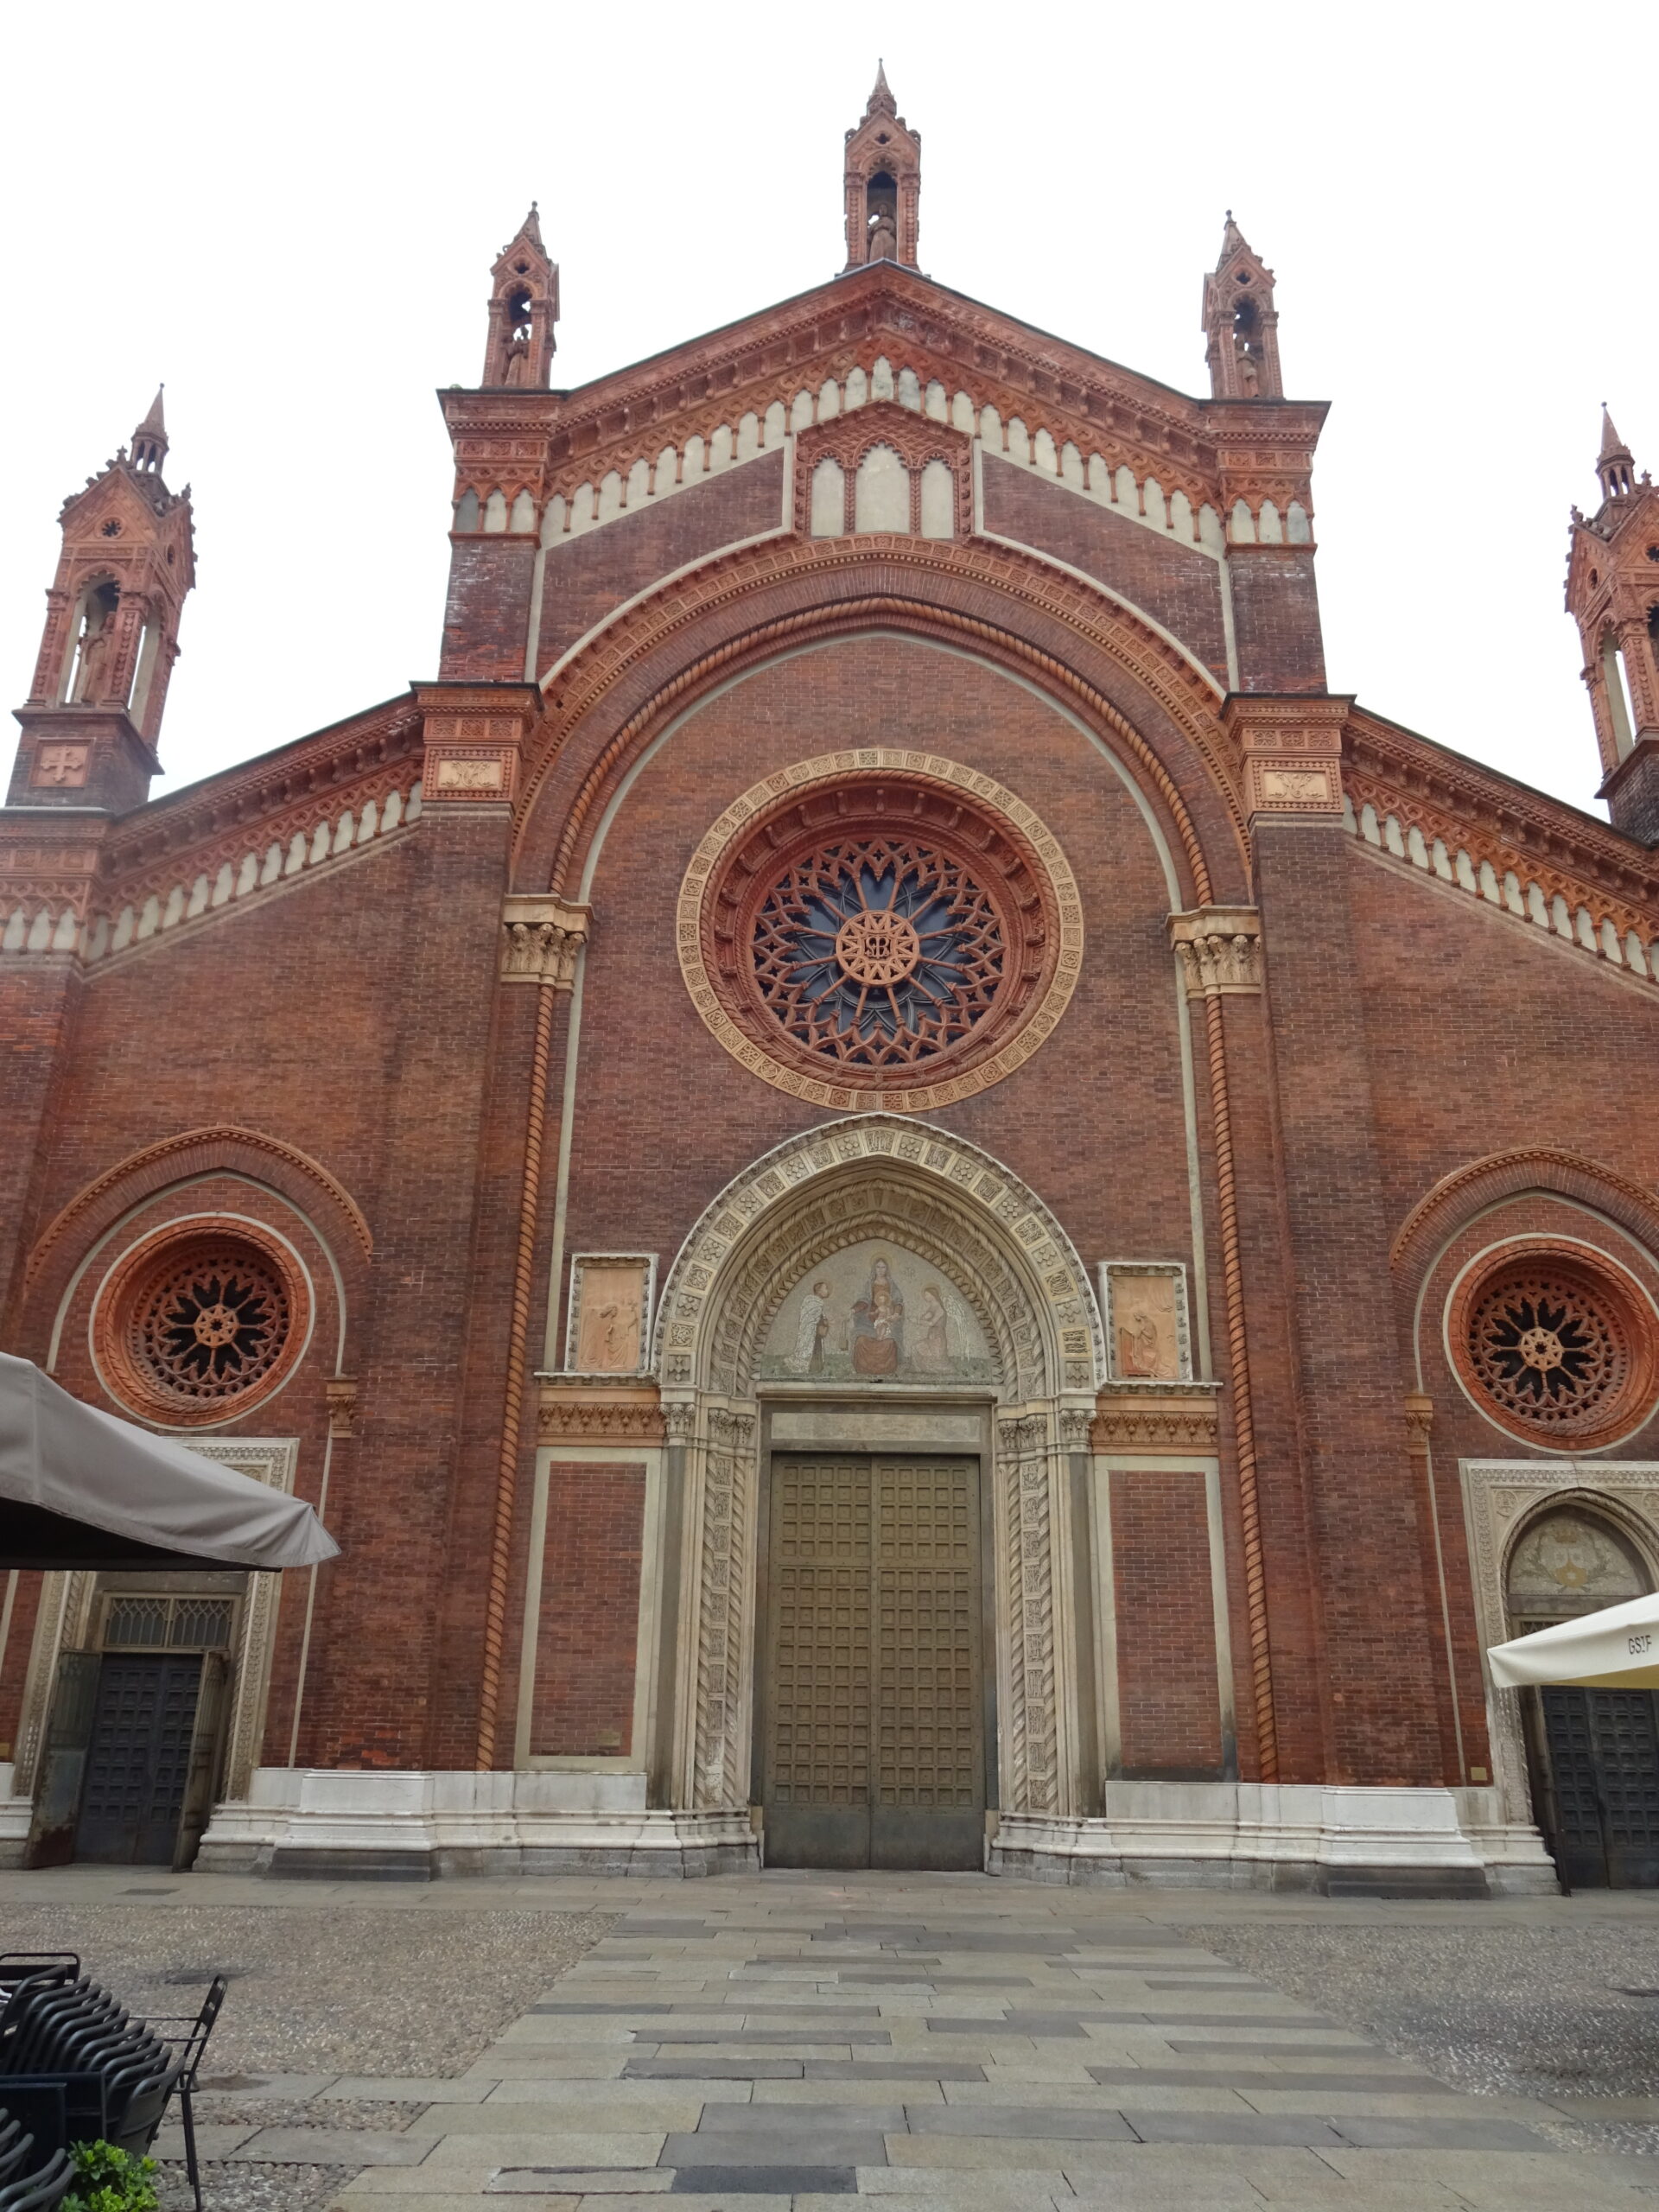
xmin=6 ymin=1873 xmax=1659 ymax=2210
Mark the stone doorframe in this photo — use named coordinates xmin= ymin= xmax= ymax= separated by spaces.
xmin=9 ymin=1438 xmax=300 ymax=1813
xmin=650 ymin=1115 xmax=1105 ymax=1825
xmin=1461 ymin=1457 xmax=1659 ymax=1825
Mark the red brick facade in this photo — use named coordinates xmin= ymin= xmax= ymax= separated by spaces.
xmin=3 ymin=89 xmax=1657 ymax=1889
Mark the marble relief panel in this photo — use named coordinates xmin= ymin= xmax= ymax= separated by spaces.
xmin=756 ymin=1238 xmax=994 ymax=1384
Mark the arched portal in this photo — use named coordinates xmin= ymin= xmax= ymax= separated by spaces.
xmin=652 ymin=1115 xmax=1103 ymax=1859
xmin=1504 ymin=1502 xmax=1659 ymax=1890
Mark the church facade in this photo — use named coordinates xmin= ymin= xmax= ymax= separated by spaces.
xmin=5 ymin=73 xmax=1659 ymax=1891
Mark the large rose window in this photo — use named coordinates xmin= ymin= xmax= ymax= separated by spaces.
xmin=752 ymin=835 xmax=1004 ymax=1069
xmin=679 ymin=752 xmax=1083 ymax=1111
xmin=1452 ymin=1243 xmax=1659 ymax=1451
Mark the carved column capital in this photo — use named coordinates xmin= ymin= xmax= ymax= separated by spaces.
xmin=325 ymin=1376 xmax=359 ymax=1438
xmin=1167 ymin=906 xmax=1263 ymax=996
xmin=500 ymin=894 xmax=591 ymax=986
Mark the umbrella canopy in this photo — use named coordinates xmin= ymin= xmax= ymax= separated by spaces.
xmin=0 ymin=1352 xmax=339 ymax=1571
xmin=1487 ymin=1591 xmax=1659 ymax=1690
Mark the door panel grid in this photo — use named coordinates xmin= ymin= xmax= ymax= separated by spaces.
xmin=765 ymin=1453 xmax=983 ymax=1869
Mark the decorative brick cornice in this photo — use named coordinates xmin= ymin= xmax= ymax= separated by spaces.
xmin=537 ymin=1376 xmax=665 ymax=1443
xmin=1344 ymin=707 xmax=1659 ymax=914
xmin=1090 ymin=1382 xmax=1222 ymax=1452
xmin=1223 ymin=694 xmax=1350 ymax=823
xmin=1167 ymin=906 xmax=1262 ymax=995
xmin=500 ymin=894 xmax=589 ymax=986
xmin=416 ymin=682 xmax=540 ymax=806
xmin=441 ymin=262 xmax=1325 ymax=531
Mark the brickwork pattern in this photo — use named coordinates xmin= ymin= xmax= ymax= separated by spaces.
xmin=1111 ymin=1469 xmax=1224 ymax=1777
xmin=530 ymin=1461 xmax=645 ymax=1756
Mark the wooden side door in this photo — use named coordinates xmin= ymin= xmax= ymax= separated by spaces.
xmin=73 ymin=1652 xmax=205 ymax=1865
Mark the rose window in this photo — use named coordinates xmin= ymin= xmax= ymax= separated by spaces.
xmin=751 ymin=836 xmax=1004 ymax=1068
xmin=1454 ymin=1248 xmax=1659 ymax=1449
xmin=98 ymin=1229 xmax=304 ymax=1425
xmin=679 ymin=755 xmax=1084 ymax=1112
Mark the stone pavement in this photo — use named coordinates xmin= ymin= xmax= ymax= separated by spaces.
xmin=130 ymin=1872 xmax=1659 ymax=2210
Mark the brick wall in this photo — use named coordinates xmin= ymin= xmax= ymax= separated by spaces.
xmin=1110 ymin=1470 xmax=1224 ymax=1777
xmin=531 ymin=1461 xmax=645 ymax=1756
xmin=536 ymin=454 xmax=786 ymax=674
xmin=982 ymin=457 xmax=1230 ymax=683
xmin=1228 ymin=546 xmax=1326 ymax=691
xmin=442 ymin=537 xmax=538 ymax=680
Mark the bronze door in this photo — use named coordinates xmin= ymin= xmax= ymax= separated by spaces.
xmin=762 ymin=1453 xmax=984 ymax=1870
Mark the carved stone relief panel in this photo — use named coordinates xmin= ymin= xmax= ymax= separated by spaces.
xmin=565 ymin=1254 xmax=657 ymax=1376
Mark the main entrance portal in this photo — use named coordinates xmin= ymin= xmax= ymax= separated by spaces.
xmin=760 ymin=1453 xmax=986 ymax=1870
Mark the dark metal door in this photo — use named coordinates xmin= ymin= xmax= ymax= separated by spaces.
xmin=24 ymin=1651 xmax=101 ymax=1869
xmin=1537 ymin=1687 xmax=1659 ymax=1889
xmin=763 ymin=1454 xmax=983 ymax=1871
xmin=74 ymin=1653 xmax=205 ymax=1865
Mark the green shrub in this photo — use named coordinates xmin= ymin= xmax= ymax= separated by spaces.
xmin=61 ymin=2139 xmax=160 ymax=2212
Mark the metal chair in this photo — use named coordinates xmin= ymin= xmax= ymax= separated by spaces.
xmin=147 ymin=1976 xmax=227 ymax=2212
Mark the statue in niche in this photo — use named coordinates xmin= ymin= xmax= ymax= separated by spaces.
xmin=792 ymin=1280 xmax=834 ymax=1375
xmin=912 ymin=1282 xmax=950 ymax=1372
xmin=868 ymin=207 xmax=898 ymax=262
xmin=851 ymin=1255 xmax=904 ymax=1377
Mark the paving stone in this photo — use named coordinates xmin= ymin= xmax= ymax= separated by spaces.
xmin=423 ymin=2133 xmax=668 ymax=2169
xmin=235 ymin=2125 xmax=433 ymax=2164
xmin=697 ymin=2101 xmax=907 ymax=2131
xmin=752 ymin=2079 xmax=946 ymax=2107
xmin=625 ymin=2059 xmax=804 ymax=2080
xmin=1122 ymin=2110 xmax=1354 ymax=2145
xmin=652 ymin=2029 xmax=891 ymax=2044
xmin=488 ymin=2080 xmax=753 ymax=2106
xmin=407 ymin=2100 xmax=706 ymax=2135
xmin=669 ymin=2169 xmax=856 ymax=2194
xmin=492 ymin=2173 xmax=670 ymax=2195
xmin=923 ymin=2018 xmax=1086 ymax=2038
xmin=804 ymin=2061 xmax=987 ymax=2080
xmin=334 ymin=2172 xmax=500 ymax=2197
xmin=836 ymin=2184 xmax=1073 ymax=2210
xmin=1163 ymin=2037 xmax=1374 ymax=2054
xmin=905 ymin=2105 xmax=1137 ymax=2141
xmin=1325 ymin=2113 xmax=1557 ymax=2151
xmin=150 ymin=2121 xmax=256 ymax=2159
xmin=327 ymin=2075 xmax=496 ymax=2101
xmin=661 ymin=2127 xmax=888 ymax=2165
xmin=1087 ymin=2066 xmax=1447 ymax=2094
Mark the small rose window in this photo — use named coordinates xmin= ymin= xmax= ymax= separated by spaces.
xmin=1454 ymin=1246 xmax=1659 ymax=1450
xmin=98 ymin=1228 xmax=304 ymax=1425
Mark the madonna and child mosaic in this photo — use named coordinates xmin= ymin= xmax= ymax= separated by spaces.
xmin=757 ymin=1239 xmax=995 ymax=1383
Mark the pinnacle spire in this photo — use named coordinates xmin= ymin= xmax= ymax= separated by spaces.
xmin=867 ymin=59 xmax=896 ymax=115
xmin=520 ymin=200 xmax=543 ymax=248
xmin=1597 ymin=402 xmax=1637 ymax=501
xmin=131 ymin=385 xmax=168 ymax=474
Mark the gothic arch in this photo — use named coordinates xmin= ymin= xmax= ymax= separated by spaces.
xmin=653 ymin=1116 xmax=1102 ymax=1826
xmin=1391 ymin=1146 xmax=1659 ymax=1285
xmin=16 ymin=1125 xmax=372 ymax=1339
xmin=510 ymin=536 xmax=1249 ymax=906
xmin=654 ymin=1114 xmax=1104 ymax=1401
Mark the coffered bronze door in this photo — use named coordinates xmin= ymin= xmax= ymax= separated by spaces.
xmin=762 ymin=1453 xmax=984 ymax=1870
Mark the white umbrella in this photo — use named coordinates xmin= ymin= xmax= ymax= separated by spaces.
xmin=0 ymin=1351 xmax=339 ymax=1570
xmin=1487 ymin=1591 xmax=1659 ymax=1691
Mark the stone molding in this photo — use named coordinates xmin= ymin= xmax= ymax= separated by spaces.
xmin=1166 ymin=907 xmax=1262 ymax=996
xmin=1091 ymin=1382 xmax=1222 ymax=1453
xmin=500 ymin=894 xmax=590 ymax=987
xmin=537 ymin=1377 xmax=665 ymax=1443
xmin=1390 ymin=1145 xmax=1659 ymax=1281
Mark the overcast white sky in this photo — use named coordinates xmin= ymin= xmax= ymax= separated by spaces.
xmin=2 ymin=2 xmax=1653 ymax=817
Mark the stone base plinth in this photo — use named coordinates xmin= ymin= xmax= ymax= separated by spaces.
xmin=987 ymin=1783 xmax=1558 ymax=1897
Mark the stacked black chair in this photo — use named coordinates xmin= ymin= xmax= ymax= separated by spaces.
xmin=0 ymin=1954 xmax=182 ymax=2167
xmin=145 ymin=1976 xmax=227 ymax=2212
xmin=0 ymin=2113 xmax=71 ymax=2211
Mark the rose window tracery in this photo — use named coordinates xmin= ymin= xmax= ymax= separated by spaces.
xmin=96 ymin=1226 xmax=306 ymax=1426
xmin=678 ymin=752 xmax=1084 ymax=1113
xmin=752 ymin=836 xmax=1004 ymax=1068
xmin=1452 ymin=1244 xmax=1659 ymax=1450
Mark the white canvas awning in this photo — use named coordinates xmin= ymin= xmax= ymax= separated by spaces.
xmin=1487 ymin=1592 xmax=1659 ymax=1691
xmin=0 ymin=1352 xmax=339 ymax=1571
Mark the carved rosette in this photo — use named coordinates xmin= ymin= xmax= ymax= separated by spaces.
xmin=500 ymin=895 xmax=591 ymax=987
xmin=1166 ymin=908 xmax=1263 ymax=997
